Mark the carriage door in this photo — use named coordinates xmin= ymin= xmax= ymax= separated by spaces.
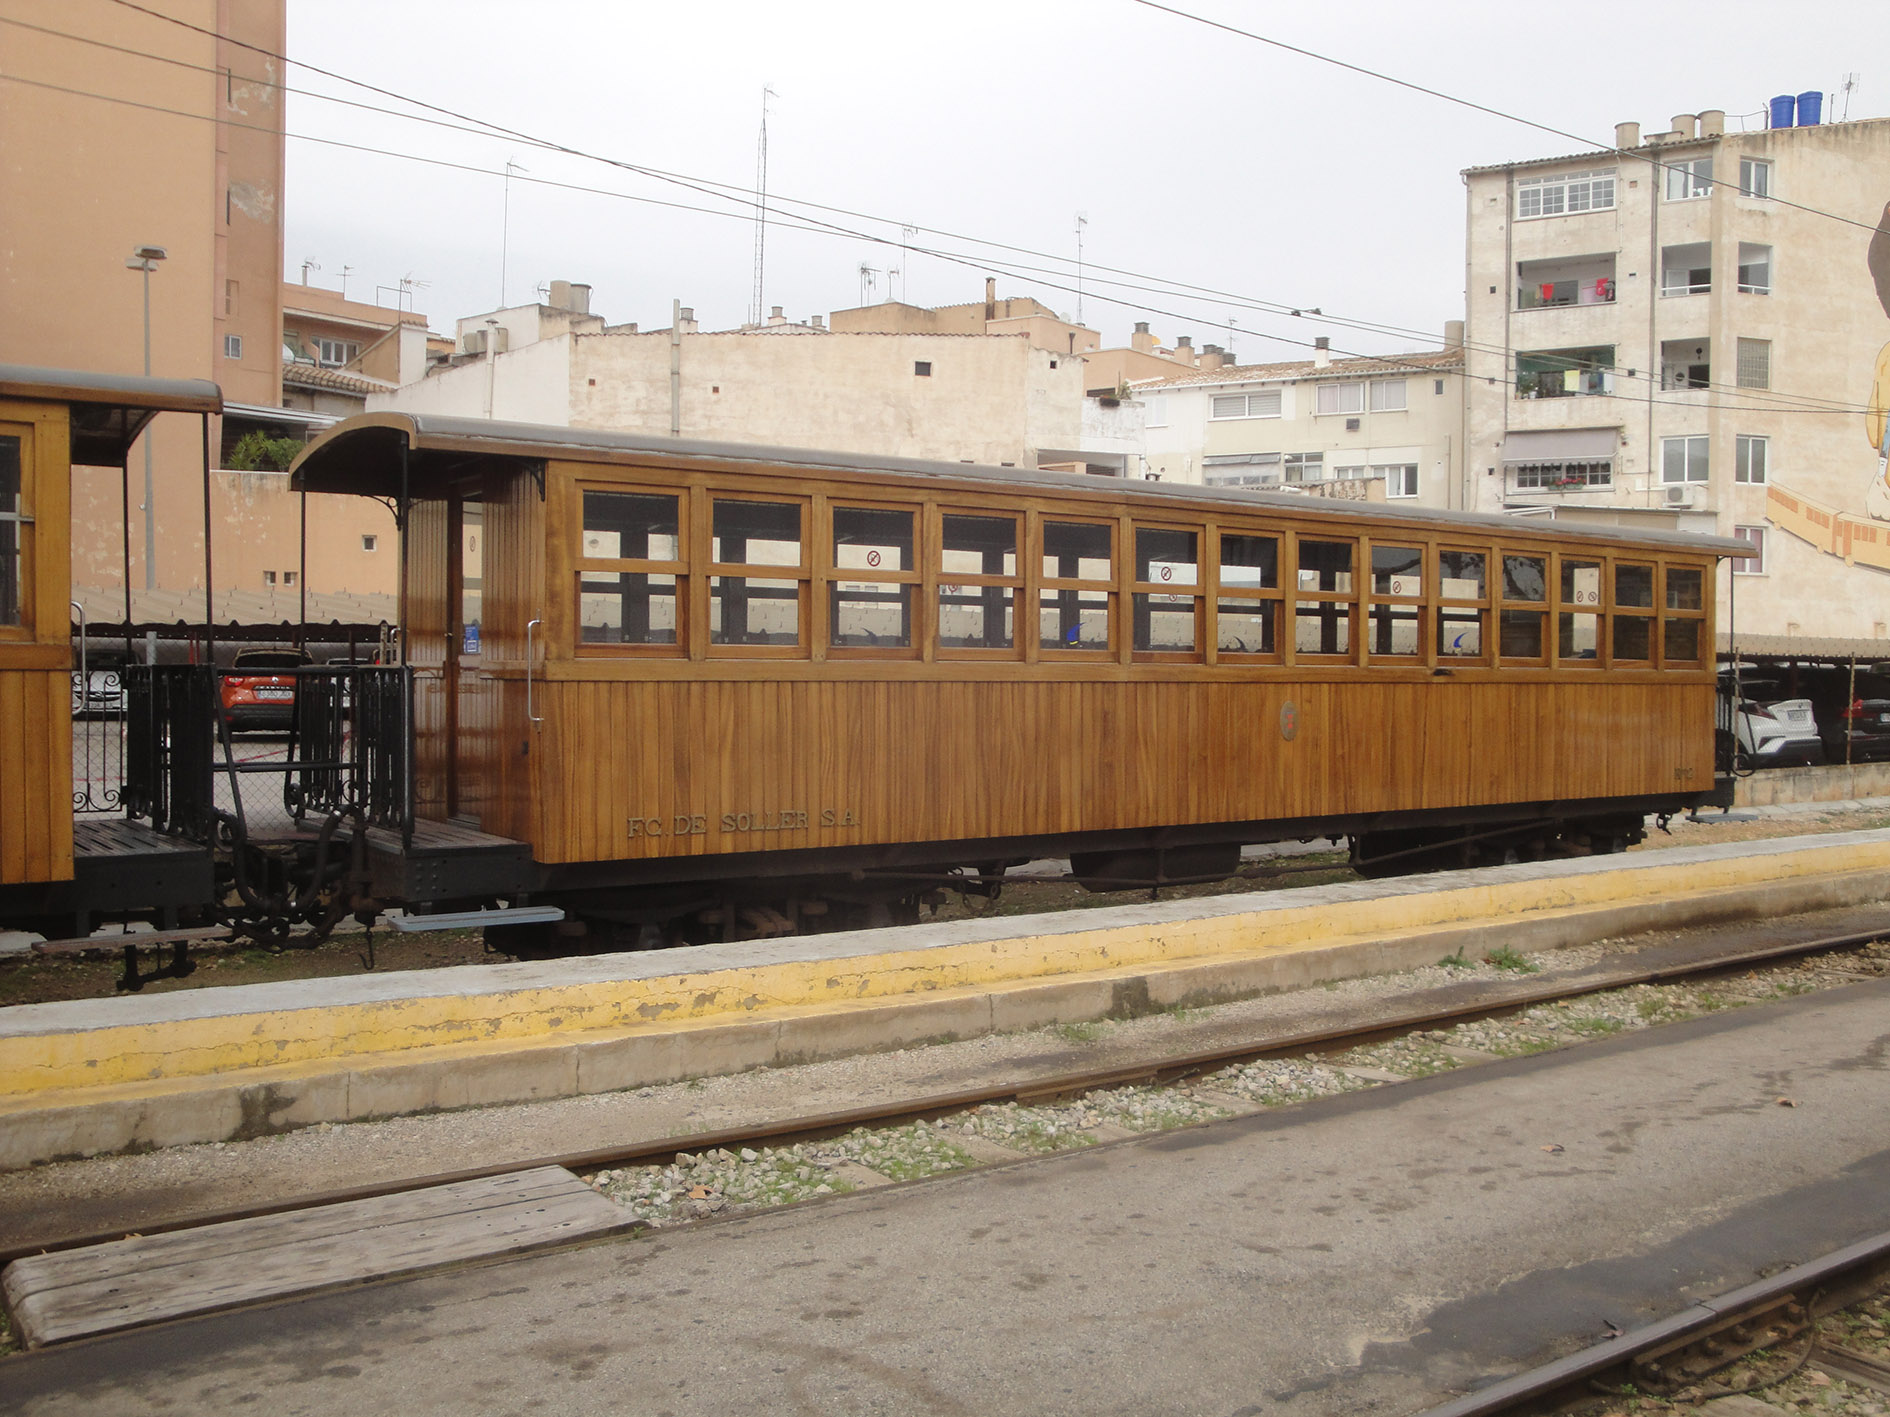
xmin=445 ymin=496 xmax=488 ymax=824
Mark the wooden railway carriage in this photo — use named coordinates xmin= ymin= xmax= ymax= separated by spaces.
xmin=290 ymin=413 xmax=1744 ymax=946
xmin=0 ymin=367 xmax=220 ymax=935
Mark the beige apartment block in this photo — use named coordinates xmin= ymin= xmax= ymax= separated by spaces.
xmin=0 ymin=0 xmax=392 ymax=618
xmin=1463 ymin=104 xmax=1890 ymax=646
xmin=1134 ymin=334 xmax=1465 ymax=506
xmin=387 ymin=288 xmax=1140 ymax=475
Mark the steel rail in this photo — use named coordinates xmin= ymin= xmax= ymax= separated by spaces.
xmin=1413 ymin=1228 xmax=1890 ymax=1417
xmin=3 ymin=920 xmax=1884 ymax=1273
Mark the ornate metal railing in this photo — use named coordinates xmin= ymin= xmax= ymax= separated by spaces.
xmin=123 ymin=663 xmax=413 ymax=845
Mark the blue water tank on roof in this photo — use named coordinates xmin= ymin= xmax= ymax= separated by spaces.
xmin=1797 ymin=90 xmax=1824 ymax=125
xmin=1770 ymin=94 xmax=1796 ymax=128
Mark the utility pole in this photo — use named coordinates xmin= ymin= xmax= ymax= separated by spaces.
xmin=500 ymin=158 xmax=527 ymax=308
xmin=124 ymin=244 xmax=166 ymax=601
xmin=1075 ymin=212 xmax=1088 ymax=325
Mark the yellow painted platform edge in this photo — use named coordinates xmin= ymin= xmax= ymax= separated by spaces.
xmin=4 ymin=840 xmax=1886 ymax=1097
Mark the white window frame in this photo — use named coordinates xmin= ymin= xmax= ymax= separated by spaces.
xmin=316 ymin=338 xmax=359 ymax=368
xmin=1737 ymin=243 xmax=1773 ymax=294
xmin=1665 ymin=156 xmax=1714 ymax=200
xmin=362 ymin=534 xmax=379 ymax=552
xmin=1739 ymin=157 xmax=1773 ymax=198
xmin=1369 ymin=379 xmax=1407 ymax=412
xmin=1736 ymin=338 xmax=1771 ymax=390
xmin=1209 ymin=390 xmax=1281 ymax=421
xmin=1283 ymin=452 xmax=1324 ymax=484
xmin=223 ymin=334 xmax=243 ymax=359
xmin=1515 ymin=168 xmax=1617 ymax=220
xmin=1380 ymin=464 xmax=1419 ymax=498
xmin=1332 ymin=464 xmax=1369 ymax=481
xmin=1731 ymin=525 xmax=1767 ymax=574
xmin=1735 ymin=435 xmax=1768 ymax=485
xmin=1662 ymin=435 xmax=1710 ymax=484
xmin=1143 ymin=395 xmax=1168 ymax=428
xmin=1313 ymin=382 xmax=1364 ymax=416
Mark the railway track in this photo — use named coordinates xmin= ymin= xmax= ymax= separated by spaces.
xmin=4 ymin=917 xmax=1885 ymax=1277
xmin=1416 ymin=1228 xmax=1890 ymax=1417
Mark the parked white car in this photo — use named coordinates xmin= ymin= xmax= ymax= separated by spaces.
xmin=69 ymin=666 xmax=126 ymax=717
xmin=1724 ymin=676 xmax=1823 ymax=767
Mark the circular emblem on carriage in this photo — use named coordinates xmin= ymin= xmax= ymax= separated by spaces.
xmin=866 ymin=549 xmax=881 ymax=567
xmin=1279 ymin=700 xmax=1298 ymax=741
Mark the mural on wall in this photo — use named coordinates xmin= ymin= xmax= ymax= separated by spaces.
xmin=1764 ymin=201 xmax=1890 ymax=573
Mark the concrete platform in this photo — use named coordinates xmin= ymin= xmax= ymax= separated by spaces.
xmin=2 ymin=829 xmax=1888 ymax=1170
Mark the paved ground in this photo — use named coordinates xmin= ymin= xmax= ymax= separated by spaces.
xmin=4 ymin=977 xmax=1887 ymax=1416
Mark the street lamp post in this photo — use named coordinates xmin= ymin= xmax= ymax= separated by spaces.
xmin=124 ymin=245 xmax=166 ymax=596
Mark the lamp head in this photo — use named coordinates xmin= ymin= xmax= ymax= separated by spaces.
xmin=127 ymin=244 xmax=168 ymax=265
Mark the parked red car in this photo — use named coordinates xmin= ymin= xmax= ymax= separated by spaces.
xmin=219 ymin=647 xmax=311 ymax=731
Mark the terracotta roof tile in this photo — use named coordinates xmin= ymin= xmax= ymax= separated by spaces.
xmin=281 ymin=362 xmax=393 ymax=396
xmin=1130 ymin=348 xmax=1462 ymax=390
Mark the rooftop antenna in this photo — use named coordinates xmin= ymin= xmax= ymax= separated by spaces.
xmin=900 ymin=223 xmax=918 ymax=303
xmin=500 ymin=157 xmax=528 ymax=307
xmin=858 ymin=262 xmax=878 ymax=306
xmin=300 ymin=257 xmax=320 ymax=286
xmin=749 ymin=85 xmax=777 ymax=328
xmin=338 ymin=264 xmax=353 ymax=300
xmin=1074 ymin=212 xmax=1088 ymax=324
xmin=1841 ymin=73 xmax=1860 ymax=121
xmin=399 ymin=273 xmax=430 ymax=312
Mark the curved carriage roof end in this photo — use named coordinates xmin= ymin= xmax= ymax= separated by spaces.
xmin=292 ymin=410 xmax=1750 ymax=558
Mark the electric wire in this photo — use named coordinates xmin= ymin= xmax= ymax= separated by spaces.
xmin=27 ymin=7 xmax=1885 ymax=419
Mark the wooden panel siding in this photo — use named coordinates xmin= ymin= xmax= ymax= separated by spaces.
xmin=0 ymin=398 xmax=73 ymax=885
xmin=523 ymin=677 xmax=1713 ymax=865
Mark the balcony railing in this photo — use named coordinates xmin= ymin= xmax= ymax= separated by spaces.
xmin=1516 ymin=369 xmax=1615 ymax=399
xmin=1516 ymin=278 xmax=1615 ymax=309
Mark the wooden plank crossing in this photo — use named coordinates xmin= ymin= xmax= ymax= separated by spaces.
xmin=1 ymin=1166 xmax=631 ymax=1348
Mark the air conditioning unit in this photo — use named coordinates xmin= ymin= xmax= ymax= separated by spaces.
xmin=1345 ymin=417 xmax=1361 ymax=431
xmin=1665 ymin=484 xmax=1697 ymax=507
xmin=459 ymin=329 xmax=487 ymax=355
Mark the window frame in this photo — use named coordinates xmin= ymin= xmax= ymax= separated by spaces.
xmin=1555 ymin=552 xmax=1605 ymax=668
xmin=574 ymin=481 xmax=692 ymax=659
xmin=1610 ymin=560 xmax=1657 ymax=666
xmin=1497 ymin=552 xmax=1550 ymax=667
xmin=1368 ymin=379 xmax=1407 ymax=412
xmin=1381 ymin=464 xmax=1419 ymax=499
xmin=0 ymin=420 xmax=34 ymax=640
xmin=935 ymin=504 xmax=1024 ymax=661
xmin=1435 ymin=545 xmax=1492 ymax=666
xmin=1213 ymin=526 xmax=1283 ymax=664
xmin=1036 ymin=513 xmax=1116 ymax=660
xmin=1735 ymin=435 xmax=1768 ymax=485
xmin=1313 ymin=382 xmax=1365 ymax=417
xmin=824 ymin=497 xmax=923 ymax=661
xmin=706 ymin=491 xmax=812 ymax=659
xmin=1515 ymin=167 xmax=1617 ymax=220
xmin=1738 ymin=157 xmax=1773 ymax=198
xmin=1661 ymin=435 xmax=1710 ymax=484
xmin=1664 ymin=155 xmax=1714 ymax=201
xmin=1289 ymin=533 xmax=1358 ymax=665
xmin=1660 ymin=561 xmax=1709 ymax=668
xmin=1735 ymin=338 xmax=1771 ymax=390
xmin=1364 ymin=539 xmax=1425 ymax=664
xmin=1130 ymin=520 xmax=1205 ymax=662
xmin=1731 ymin=525 xmax=1767 ymax=575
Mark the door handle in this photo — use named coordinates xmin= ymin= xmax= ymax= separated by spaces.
xmin=526 ymin=618 xmax=543 ymax=724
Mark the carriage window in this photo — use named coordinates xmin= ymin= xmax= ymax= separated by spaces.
xmin=584 ymin=491 xmax=680 ymax=561
xmin=1662 ymin=565 xmax=1706 ymax=666
xmin=1437 ymin=549 xmax=1487 ymax=660
xmin=1295 ymin=538 xmax=1355 ymax=658
xmin=0 ymin=435 xmax=22 ymax=628
xmin=579 ymin=490 xmax=685 ymax=650
xmin=1612 ymin=561 xmax=1655 ymax=662
xmin=1134 ymin=526 xmax=1200 ymax=655
xmin=939 ymin=512 xmax=1019 ymax=653
xmin=1557 ymin=557 xmax=1602 ymax=663
xmin=1039 ymin=518 xmax=1112 ymax=652
xmin=830 ymin=505 xmax=915 ymax=651
xmin=1368 ymin=544 xmax=1421 ymax=659
xmin=711 ymin=497 xmax=805 ymax=649
xmin=1499 ymin=554 xmax=1547 ymax=659
xmin=1217 ymin=532 xmax=1279 ymax=657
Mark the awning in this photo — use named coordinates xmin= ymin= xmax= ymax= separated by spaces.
xmin=1501 ymin=427 xmax=1619 ymax=463
xmin=225 ymin=401 xmax=340 ymax=430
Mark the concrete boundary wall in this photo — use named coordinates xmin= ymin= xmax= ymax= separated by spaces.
xmin=2 ymin=830 xmax=1888 ymax=1169
xmin=1734 ymin=764 xmax=1890 ymax=807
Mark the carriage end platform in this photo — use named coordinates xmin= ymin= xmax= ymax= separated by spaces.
xmin=2 ymin=827 xmax=1888 ymax=1171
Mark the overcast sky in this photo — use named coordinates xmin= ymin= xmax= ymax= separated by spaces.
xmin=283 ymin=0 xmax=1887 ymax=363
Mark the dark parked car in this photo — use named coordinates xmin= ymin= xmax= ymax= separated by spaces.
xmin=219 ymin=647 xmax=311 ymax=732
xmin=1822 ymin=696 xmax=1890 ymax=763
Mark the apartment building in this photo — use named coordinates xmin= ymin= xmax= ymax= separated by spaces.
xmin=1463 ymin=100 xmax=1890 ymax=645
xmin=386 ymin=285 xmax=1142 ymax=476
xmin=0 ymin=0 xmax=395 ymax=613
xmin=1135 ymin=332 xmax=1465 ymax=505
